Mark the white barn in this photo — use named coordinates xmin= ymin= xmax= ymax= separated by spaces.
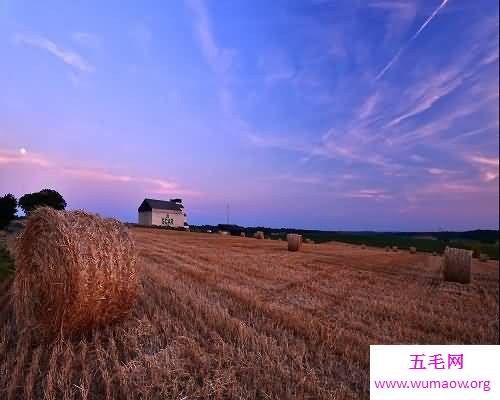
xmin=138 ymin=198 xmax=189 ymax=229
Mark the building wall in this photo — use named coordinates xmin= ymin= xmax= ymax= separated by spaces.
xmin=138 ymin=211 xmax=152 ymax=225
xmin=151 ymin=209 xmax=186 ymax=228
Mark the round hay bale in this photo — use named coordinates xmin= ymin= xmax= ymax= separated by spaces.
xmin=392 ymin=246 xmax=398 ymax=252
xmin=479 ymin=253 xmax=489 ymax=262
xmin=240 ymin=232 xmax=246 ymax=237
xmin=432 ymin=251 xmax=438 ymax=256
xmin=254 ymin=231 xmax=264 ymax=240
xmin=287 ymin=234 xmax=302 ymax=252
xmin=218 ymin=230 xmax=229 ymax=236
xmin=384 ymin=246 xmax=390 ymax=252
xmin=361 ymin=244 xmax=366 ymax=249
xmin=14 ymin=207 xmax=139 ymax=337
xmin=409 ymin=246 xmax=417 ymax=254
xmin=443 ymin=247 xmax=472 ymax=284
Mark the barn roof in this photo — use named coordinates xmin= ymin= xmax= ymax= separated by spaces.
xmin=138 ymin=198 xmax=183 ymax=212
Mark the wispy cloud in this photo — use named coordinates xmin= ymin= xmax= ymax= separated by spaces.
xmin=343 ymin=189 xmax=392 ymax=200
xmin=72 ymin=32 xmax=101 ymax=49
xmin=375 ymin=0 xmax=449 ymax=81
xmin=14 ymin=34 xmax=95 ymax=73
xmin=467 ymin=155 xmax=499 ymax=167
xmin=185 ymin=0 xmax=235 ymax=76
xmin=426 ymin=167 xmax=458 ymax=176
xmin=258 ymin=49 xmax=296 ymax=85
xmin=0 ymin=149 xmax=198 ymax=197
xmin=465 ymin=154 xmax=499 ymax=182
xmin=369 ymin=1 xmax=418 ymax=41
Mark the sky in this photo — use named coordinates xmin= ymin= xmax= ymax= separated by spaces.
xmin=0 ymin=0 xmax=498 ymax=231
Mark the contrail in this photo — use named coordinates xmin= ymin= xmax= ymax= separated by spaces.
xmin=375 ymin=0 xmax=449 ymax=81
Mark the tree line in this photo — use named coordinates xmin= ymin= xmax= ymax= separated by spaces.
xmin=0 ymin=189 xmax=66 ymax=229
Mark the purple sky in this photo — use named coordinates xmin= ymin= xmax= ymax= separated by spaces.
xmin=0 ymin=0 xmax=499 ymax=230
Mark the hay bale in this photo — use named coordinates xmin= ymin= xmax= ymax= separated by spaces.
xmin=14 ymin=207 xmax=139 ymax=337
xmin=254 ymin=231 xmax=264 ymax=240
xmin=287 ymin=234 xmax=302 ymax=252
xmin=304 ymin=238 xmax=314 ymax=244
xmin=443 ymin=247 xmax=472 ymax=284
xmin=240 ymin=232 xmax=246 ymax=237
xmin=409 ymin=246 xmax=417 ymax=254
xmin=479 ymin=253 xmax=489 ymax=262
xmin=218 ymin=230 xmax=229 ymax=236
xmin=384 ymin=246 xmax=390 ymax=252
xmin=392 ymin=246 xmax=398 ymax=252
xmin=361 ymin=244 xmax=366 ymax=249
xmin=432 ymin=251 xmax=438 ymax=256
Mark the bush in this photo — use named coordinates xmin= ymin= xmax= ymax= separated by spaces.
xmin=0 ymin=193 xmax=17 ymax=229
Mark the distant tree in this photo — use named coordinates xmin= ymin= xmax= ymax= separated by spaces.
xmin=18 ymin=189 xmax=67 ymax=215
xmin=0 ymin=193 xmax=17 ymax=229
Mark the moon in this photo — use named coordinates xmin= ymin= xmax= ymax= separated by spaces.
xmin=19 ymin=148 xmax=27 ymax=155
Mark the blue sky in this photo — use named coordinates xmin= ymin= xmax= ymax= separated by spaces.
xmin=0 ymin=0 xmax=498 ymax=230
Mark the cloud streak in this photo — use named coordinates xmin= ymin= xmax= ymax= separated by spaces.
xmin=0 ymin=149 xmax=198 ymax=197
xmin=375 ymin=0 xmax=449 ymax=81
xmin=14 ymin=34 xmax=95 ymax=73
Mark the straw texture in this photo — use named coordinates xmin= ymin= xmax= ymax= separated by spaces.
xmin=287 ymin=234 xmax=302 ymax=252
xmin=443 ymin=247 xmax=472 ymax=284
xmin=254 ymin=231 xmax=264 ymax=240
xmin=14 ymin=207 xmax=139 ymax=337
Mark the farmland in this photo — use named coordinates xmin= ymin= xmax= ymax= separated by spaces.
xmin=0 ymin=227 xmax=499 ymax=399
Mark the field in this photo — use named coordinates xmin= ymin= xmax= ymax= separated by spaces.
xmin=0 ymin=227 xmax=498 ymax=399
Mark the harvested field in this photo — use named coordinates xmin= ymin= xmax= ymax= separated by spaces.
xmin=0 ymin=227 xmax=498 ymax=399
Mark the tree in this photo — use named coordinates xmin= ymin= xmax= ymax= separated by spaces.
xmin=18 ymin=189 xmax=67 ymax=215
xmin=0 ymin=194 xmax=17 ymax=229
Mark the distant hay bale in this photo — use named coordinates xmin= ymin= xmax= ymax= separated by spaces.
xmin=305 ymin=238 xmax=314 ymax=244
xmin=432 ymin=251 xmax=438 ymax=256
xmin=14 ymin=207 xmax=139 ymax=337
xmin=254 ymin=231 xmax=264 ymax=239
xmin=443 ymin=247 xmax=472 ymax=284
xmin=240 ymin=232 xmax=246 ymax=237
xmin=409 ymin=246 xmax=417 ymax=254
xmin=287 ymin=234 xmax=302 ymax=252
xmin=392 ymin=246 xmax=398 ymax=252
xmin=479 ymin=253 xmax=490 ymax=262
xmin=385 ymin=246 xmax=390 ymax=252
xmin=219 ymin=230 xmax=229 ymax=236
xmin=361 ymin=244 xmax=366 ymax=249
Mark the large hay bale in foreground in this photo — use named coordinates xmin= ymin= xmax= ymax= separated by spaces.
xmin=287 ymin=234 xmax=302 ymax=252
xmin=14 ymin=207 xmax=139 ymax=336
xmin=443 ymin=247 xmax=472 ymax=284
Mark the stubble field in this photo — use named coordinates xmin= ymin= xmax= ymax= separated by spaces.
xmin=0 ymin=227 xmax=498 ymax=399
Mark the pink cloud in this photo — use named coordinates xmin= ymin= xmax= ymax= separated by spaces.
xmin=0 ymin=148 xmax=199 ymax=199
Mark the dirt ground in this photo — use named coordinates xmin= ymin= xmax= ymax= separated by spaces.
xmin=0 ymin=227 xmax=498 ymax=399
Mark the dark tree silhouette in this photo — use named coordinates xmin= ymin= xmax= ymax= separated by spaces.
xmin=18 ymin=189 xmax=67 ymax=215
xmin=0 ymin=194 xmax=17 ymax=229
